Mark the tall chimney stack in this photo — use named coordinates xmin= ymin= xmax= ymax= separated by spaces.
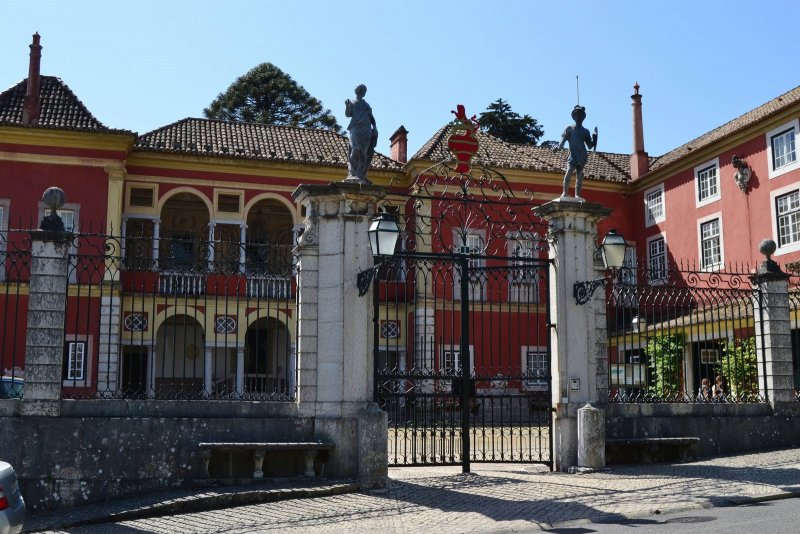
xmin=390 ymin=125 xmax=408 ymax=164
xmin=22 ymin=33 xmax=42 ymax=125
xmin=630 ymin=82 xmax=649 ymax=180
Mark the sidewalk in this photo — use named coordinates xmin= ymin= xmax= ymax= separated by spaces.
xmin=24 ymin=447 xmax=800 ymax=533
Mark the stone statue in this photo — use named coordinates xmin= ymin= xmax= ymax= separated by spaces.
xmin=554 ymin=105 xmax=598 ymax=200
xmin=345 ymin=84 xmax=378 ymax=184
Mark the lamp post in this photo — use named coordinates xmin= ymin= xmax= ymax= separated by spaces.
xmin=357 ymin=212 xmax=400 ymax=296
xmin=573 ymin=229 xmax=627 ymax=305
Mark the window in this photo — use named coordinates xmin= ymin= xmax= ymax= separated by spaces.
xmin=644 ymin=184 xmax=664 ymax=227
xmin=63 ymin=341 xmax=87 ymax=382
xmin=695 ymin=159 xmax=720 ymax=206
xmin=217 ymin=193 xmax=242 ymax=214
xmin=699 ymin=216 xmax=722 ymax=270
xmin=525 ymin=351 xmax=548 ymax=379
xmin=57 ymin=209 xmax=75 ymax=232
xmin=776 ymin=190 xmax=800 ymax=248
xmin=647 ymin=236 xmax=667 ymax=283
xmin=509 ymin=237 xmax=539 ymax=303
xmin=455 ymin=231 xmax=485 ymax=301
xmin=129 ymin=187 xmax=154 ymax=208
xmin=440 ymin=345 xmax=474 ymax=374
xmin=767 ymin=119 xmax=800 ymax=178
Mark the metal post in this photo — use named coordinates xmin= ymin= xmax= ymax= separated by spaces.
xmin=459 ymin=255 xmax=471 ymax=473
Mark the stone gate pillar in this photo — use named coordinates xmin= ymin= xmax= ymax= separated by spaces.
xmin=536 ymin=199 xmax=611 ymax=471
xmin=292 ymin=182 xmax=388 ymax=487
xmin=751 ymin=240 xmax=794 ymax=407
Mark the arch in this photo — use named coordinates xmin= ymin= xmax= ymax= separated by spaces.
xmin=157 ymin=186 xmax=213 ymax=215
xmin=151 ymin=305 xmax=207 ymax=336
xmin=154 ymin=313 xmax=206 ymax=396
xmin=243 ymin=314 xmax=294 ymax=396
xmin=243 ymin=192 xmax=297 ymax=224
xmin=244 ymin=307 xmax=295 ymax=340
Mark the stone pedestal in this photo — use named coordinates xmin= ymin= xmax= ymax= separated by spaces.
xmin=292 ymin=182 xmax=389 ymax=487
xmin=536 ymin=199 xmax=611 ymax=471
xmin=577 ymin=403 xmax=605 ymax=468
xmin=21 ymin=231 xmax=71 ymax=416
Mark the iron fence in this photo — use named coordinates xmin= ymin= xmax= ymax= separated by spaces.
xmin=0 ymin=229 xmax=30 ymax=398
xmin=789 ymin=272 xmax=800 ymax=401
xmin=607 ymin=261 xmax=763 ymax=403
xmin=60 ymin=232 xmax=298 ymax=400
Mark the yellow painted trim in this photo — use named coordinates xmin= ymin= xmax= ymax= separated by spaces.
xmin=124 ymin=182 xmax=158 ymax=214
xmin=152 ymin=306 xmax=206 ymax=336
xmin=0 ymin=283 xmax=29 ymax=295
xmin=127 ymin=174 xmax=300 ymax=194
xmin=0 ymin=150 xmax=123 ymax=168
xmin=243 ymin=307 xmax=296 ymax=340
xmin=0 ymin=127 xmax=134 ymax=151
xmin=127 ymin=152 xmax=402 ymax=183
xmin=214 ymin=189 xmax=244 ymax=221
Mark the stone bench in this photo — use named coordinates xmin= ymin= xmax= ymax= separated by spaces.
xmin=606 ymin=437 xmax=700 ymax=464
xmin=199 ymin=441 xmax=335 ymax=478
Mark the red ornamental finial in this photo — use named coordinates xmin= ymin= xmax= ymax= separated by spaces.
xmin=447 ymin=104 xmax=480 ymax=174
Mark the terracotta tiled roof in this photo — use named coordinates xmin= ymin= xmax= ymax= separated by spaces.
xmin=645 ymin=85 xmax=800 ymax=177
xmin=135 ymin=118 xmax=402 ymax=171
xmin=0 ymin=76 xmax=130 ymax=133
xmin=411 ymin=125 xmax=631 ymax=183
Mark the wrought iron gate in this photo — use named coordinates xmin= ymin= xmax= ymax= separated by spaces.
xmin=367 ymin=105 xmax=554 ymax=470
xmin=372 ymin=252 xmax=552 ymax=470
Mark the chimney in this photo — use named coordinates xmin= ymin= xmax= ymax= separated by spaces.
xmin=22 ymin=33 xmax=42 ymax=125
xmin=630 ymin=82 xmax=649 ymax=180
xmin=390 ymin=125 xmax=408 ymax=163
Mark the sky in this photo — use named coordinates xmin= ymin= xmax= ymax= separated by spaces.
xmin=2 ymin=0 xmax=799 ymax=158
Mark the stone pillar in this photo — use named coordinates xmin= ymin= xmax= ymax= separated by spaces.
xmin=235 ymin=346 xmax=245 ymax=397
xmin=152 ymin=219 xmax=161 ymax=267
xmin=535 ymin=199 xmax=612 ymax=471
xmin=292 ymin=182 xmax=389 ymax=487
xmin=22 ymin=230 xmax=71 ymax=416
xmin=239 ymin=223 xmax=247 ymax=273
xmin=751 ymin=240 xmax=794 ymax=407
xmin=97 ymin=295 xmax=121 ymax=396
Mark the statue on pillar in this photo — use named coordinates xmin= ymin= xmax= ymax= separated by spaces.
xmin=554 ymin=105 xmax=598 ymax=200
xmin=344 ymin=84 xmax=378 ymax=184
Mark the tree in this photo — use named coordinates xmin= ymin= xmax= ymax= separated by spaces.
xmin=477 ymin=98 xmax=544 ymax=144
xmin=204 ymin=63 xmax=342 ymax=133
xmin=645 ymin=333 xmax=685 ymax=400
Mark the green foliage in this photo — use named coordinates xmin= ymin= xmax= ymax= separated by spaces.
xmin=204 ymin=63 xmax=342 ymax=133
xmin=645 ymin=333 xmax=685 ymax=399
xmin=478 ymin=99 xmax=544 ymax=144
xmin=719 ymin=337 xmax=759 ymax=401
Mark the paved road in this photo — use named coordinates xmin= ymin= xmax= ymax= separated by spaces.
xmin=29 ymin=447 xmax=800 ymax=533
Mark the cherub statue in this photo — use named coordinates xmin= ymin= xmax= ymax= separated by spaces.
xmin=554 ymin=105 xmax=598 ymax=200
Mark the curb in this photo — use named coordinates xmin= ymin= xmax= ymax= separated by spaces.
xmin=25 ymin=482 xmax=360 ymax=532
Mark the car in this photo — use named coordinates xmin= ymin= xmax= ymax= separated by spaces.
xmin=0 ymin=461 xmax=25 ymax=534
xmin=0 ymin=378 xmax=23 ymax=399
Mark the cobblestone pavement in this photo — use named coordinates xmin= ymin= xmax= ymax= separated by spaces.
xmin=29 ymin=447 xmax=800 ymax=534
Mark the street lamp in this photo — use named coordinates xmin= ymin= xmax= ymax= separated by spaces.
xmin=358 ymin=212 xmax=400 ymax=297
xmin=367 ymin=212 xmax=400 ymax=259
xmin=574 ymin=229 xmax=627 ymax=305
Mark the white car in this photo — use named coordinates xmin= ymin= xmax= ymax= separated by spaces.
xmin=0 ymin=461 xmax=24 ymax=534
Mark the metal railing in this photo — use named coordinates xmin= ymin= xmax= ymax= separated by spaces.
xmin=607 ymin=262 xmax=762 ymax=403
xmin=0 ymin=229 xmax=30 ymax=398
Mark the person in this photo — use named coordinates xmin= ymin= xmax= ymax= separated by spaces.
xmin=553 ymin=105 xmax=598 ymax=200
xmin=344 ymin=84 xmax=378 ymax=183
xmin=697 ymin=377 xmax=711 ymax=402
xmin=713 ymin=374 xmax=727 ymax=402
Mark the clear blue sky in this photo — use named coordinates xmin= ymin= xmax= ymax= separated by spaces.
xmin=2 ymin=0 xmax=799 ymax=158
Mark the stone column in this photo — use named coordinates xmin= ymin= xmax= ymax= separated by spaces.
xmin=97 ymin=295 xmax=121 ymax=396
xmin=203 ymin=345 xmax=213 ymax=398
xmin=146 ymin=344 xmax=156 ymax=398
xmin=751 ymin=240 xmax=794 ymax=407
xmin=22 ymin=230 xmax=71 ymax=416
xmin=152 ymin=219 xmax=161 ymax=267
xmin=292 ymin=182 xmax=389 ymax=487
xmin=235 ymin=346 xmax=245 ymax=397
xmin=535 ymin=199 xmax=612 ymax=471
xmin=239 ymin=223 xmax=247 ymax=273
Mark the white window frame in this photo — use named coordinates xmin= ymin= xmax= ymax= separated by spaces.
xmin=646 ymin=234 xmax=667 ymax=285
xmin=440 ymin=345 xmax=475 ymax=373
xmin=38 ymin=201 xmax=80 ymax=282
xmin=454 ymin=229 xmax=486 ymax=301
xmin=770 ymin=183 xmax=800 ymax=255
xmin=697 ymin=213 xmax=724 ymax=271
xmin=521 ymin=346 xmax=549 ymax=391
xmin=63 ymin=335 xmax=93 ymax=388
xmin=694 ymin=158 xmax=720 ymax=207
xmin=767 ymin=119 xmax=800 ymax=179
xmin=644 ymin=184 xmax=665 ymax=227
xmin=508 ymin=235 xmax=540 ymax=303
